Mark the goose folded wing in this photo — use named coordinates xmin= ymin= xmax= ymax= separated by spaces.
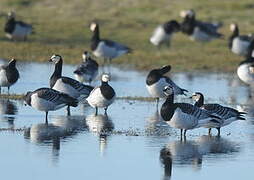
xmin=16 ymin=21 xmax=32 ymax=28
xmin=62 ymin=77 xmax=94 ymax=93
xmin=196 ymin=22 xmax=222 ymax=37
xmin=103 ymin=39 xmax=131 ymax=52
xmin=37 ymin=88 xmax=67 ymax=103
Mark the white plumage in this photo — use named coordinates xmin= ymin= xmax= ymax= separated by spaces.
xmin=150 ymin=26 xmax=171 ymax=46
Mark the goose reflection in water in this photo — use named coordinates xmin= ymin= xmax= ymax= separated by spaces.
xmin=160 ymin=135 xmax=240 ymax=174
xmin=86 ymin=113 xmax=114 ymax=156
xmin=24 ymin=115 xmax=87 ymax=163
xmin=0 ymin=99 xmax=18 ymax=128
xmin=160 ymin=148 xmax=172 ymax=180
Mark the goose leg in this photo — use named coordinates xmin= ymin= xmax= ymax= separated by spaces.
xmin=45 ymin=112 xmax=48 ymax=125
xmin=208 ymin=128 xmax=212 ymax=136
xmin=156 ymin=98 xmax=159 ymax=108
xmin=67 ymin=106 xmax=71 ymax=116
xmin=180 ymin=129 xmax=183 ymax=138
xmin=0 ymin=87 xmax=1 ymax=94
xmin=216 ymin=128 xmax=221 ymax=137
xmin=184 ymin=129 xmax=187 ymax=137
xmin=95 ymin=107 xmax=98 ymax=116
xmin=7 ymin=87 xmax=10 ymax=95
xmin=104 ymin=107 xmax=108 ymax=115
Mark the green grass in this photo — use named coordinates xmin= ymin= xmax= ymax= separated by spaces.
xmin=1 ymin=0 xmax=254 ymax=72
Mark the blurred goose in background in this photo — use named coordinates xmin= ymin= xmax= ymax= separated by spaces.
xmin=0 ymin=99 xmax=17 ymax=128
xmin=180 ymin=9 xmax=223 ymax=42
xmin=237 ymin=38 xmax=254 ymax=85
xmin=4 ymin=11 xmax=33 ymax=41
xmin=160 ymin=86 xmax=221 ymax=138
xmin=73 ymin=51 xmax=99 ymax=84
xmin=0 ymin=58 xmax=19 ymax=94
xmin=24 ymin=88 xmax=78 ymax=124
xmin=229 ymin=23 xmax=253 ymax=56
xmin=49 ymin=54 xmax=94 ymax=114
xmin=87 ymin=74 xmax=115 ymax=115
xmin=146 ymin=65 xmax=188 ymax=106
xmin=191 ymin=92 xmax=246 ymax=136
xmin=90 ymin=22 xmax=131 ymax=64
xmin=160 ymin=147 xmax=172 ymax=180
xmin=150 ymin=20 xmax=180 ymax=47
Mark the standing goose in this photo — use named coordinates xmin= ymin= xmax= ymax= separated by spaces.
xmin=191 ymin=92 xmax=246 ymax=136
xmin=180 ymin=9 xmax=223 ymax=42
xmin=4 ymin=11 xmax=33 ymax=41
xmin=160 ymin=86 xmax=221 ymax=138
xmin=146 ymin=65 xmax=188 ymax=106
xmin=237 ymin=38 xmax=254 ymax=85
xmin=73 ymin=51 xmax=99 ymax=84
xmin=229 ymin=23 xmax=253 ymax=56
xmin=0 ymin=58 xmax=19 ymax=94
xmin=86 ymin=74 xmax=115 ymax=115
xmin=150 ymin=20 xmax=180 ymax=47
xmin=90 ymin=22 xmax=131 ymax=64
xmin=24 ymin=88 xmax=78 ymax=124
xmin=49 ymin=54 xmax=94 ymax=114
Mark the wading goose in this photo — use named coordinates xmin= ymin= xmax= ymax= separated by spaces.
xmin=150 ymin=20 xmax=180 ymax=47
xmin=160 ymin=86 xmax=221 ymax=138
xmin=4 ymin=11 xmax=33 ymax=41
xmin=0 ymin=58 xmax=19 ymax=94
xmin=180 ymin=9 xmax=223 ymax=42
xmin=229 ymin=23 xmax=253 ymax=56
xmin=86 ymin=74 xmax=115 ymax=115
xmin=237 ymin=39 xmax=254 ymax=85
xmin=49 ymin=54 xmax=94 ymax=114
xmin=90 ymin=22 xmax=131 ymax=64
xmin=73 ymin=51 xmax=99 ymax=84
xmin=24 ymin=88 xmax=78 ymax=124
xmin=146 ymin=65 xmax=188 ymax=106
xmin=191 ymin=92 xmax=246 ymax=136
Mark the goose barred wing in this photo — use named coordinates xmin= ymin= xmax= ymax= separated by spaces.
xmin=36 ymin=88 xmax=78 ymax=106
xmin=16 ymin=20 xmax=32 ymax=28
xmin=62 ymin=77 xmax=94 ymax=95
xmin=195 ymin=21 xmax=222 ymax=37
xmin=103 ymin=39 xmax=132 ymax=52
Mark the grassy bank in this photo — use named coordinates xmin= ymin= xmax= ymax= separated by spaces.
xmin=0 ymin=0 xmax=254 ymax=72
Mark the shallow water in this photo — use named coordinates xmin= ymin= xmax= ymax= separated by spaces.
xmin=0 ymin=59 xmax=254 ymax=180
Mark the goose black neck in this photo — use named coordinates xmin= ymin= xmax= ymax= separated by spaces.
xmin=101 ymin=81 xmax=108 ymax=86
xmin=50 ymin=59 xmax=62 ymax=88
xmin=194 ymin=95 xmax=204 ymax=107
xmin=181 ymin=16 xmax=195 ymax=35
xmin=160 ymin=94 xmax=174 ymax=121
xmin=91 ymin=26 xmax=100 ymax=51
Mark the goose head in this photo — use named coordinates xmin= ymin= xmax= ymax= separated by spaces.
xmin=90 ymin=22 xmax=98 ymax=32
xmin=163 ymin=86 xmax=174 ymax=96
xmin=230 ymin=23 xmax=238 ymax=32
xmin=24 ymin=91 xmax=33 ymax=106
xmin=7 ymin=11 xmax=15 ymax=19
xmin=8 ymin=58 xmax=17 ymax=68
xmin=164 ymin=20 xmax=181 ymax=33
xmin=49 ymin=54 xmax=62 ymax=64
xmin=190 ymin=92 xmax=203 ymax=102
xmin=101 ymin=74 xmax=111 ymax=82
xmin=82 ymin=51 xmax=91 ymax=61
xmin=180 ymin=9 xmax=195 ymax=18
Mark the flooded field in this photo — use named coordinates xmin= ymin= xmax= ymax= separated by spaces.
xmin=0 ymin=59 xmax=254 ymax=180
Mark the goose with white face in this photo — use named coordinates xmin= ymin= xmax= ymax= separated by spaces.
xmin=90 ymin=22 xmax=97 ymax=32
xmin=49 ymin=54 xmax=61 ymax=63
xmin=163 ymin=86 xmax=174 ymax=96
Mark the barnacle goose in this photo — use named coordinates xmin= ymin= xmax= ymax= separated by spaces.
xmin=191 ymin=92 xmax=246 ymax=136
xmin=146 ymin=65 xmax=188 ymax=106
xmin=180 ymin=9 xmax=223 ymax=42
xmin=86 ymin=74 xmax=115 ymax=115
xmin=150 ymin=20 xmax=180 ymax=47
xmin=73 ymin=51 xmax=99 ymax=84
xmin=237 ymin=38 xmax=254 ymax=85
xmin=90 ymin=22 xmax=131 ymax=64
xmin=229 ymin=23 xmax=254 ymax=57
xmin=0 ymin=58 xmax=19 ymax=94
xmin=160 ymin=86 xmax=221 ymax=138
xmin=24 ymin=88 xmax=78 ymax=124
xmin=49 ymin=54 xmax=94 ymax=115
xmin=4 ymin=11 xmax=33 ymax=41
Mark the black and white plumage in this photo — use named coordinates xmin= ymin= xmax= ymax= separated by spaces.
xmin=150 ymin=20 xmax=180 ymax=47
xmin=229 ymin=23 xmax=254 ymax=57
xmin=180 ymin=9 xmax=223 ymax=42
xmin=191 ymin=92 xmax=246 ymax=136
xmin=90 ymin=22 xmax=131 ymax=63
xmin=237 ymin=38 xmax=254 ymax=85
xmin=73 ymin=51 xmax=99 ymax=84
xmin=146 ymin=65 xmax=188 ymax=106
xmin=0 ymin=58 xmax=19 ymax=94
xmin=86 ymin=74 xmax=116 ymax=115
xmin=4 ymin=12 xmax=33 ymax=41
xmin=160 ymin=86 xmax=221 ymax=138
xmin=24 ymin=88 xmax=78 ymax=124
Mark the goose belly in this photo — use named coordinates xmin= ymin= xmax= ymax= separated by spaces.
xmin=167 ymin=108 xmax=197 ymax=130
xmin=0 ymin=70 xmax=11 ymax=87
xmin=7 ymin=24 xmax=32 ymax=40
xmin=30 ymin=94 xmax=65 ymax=112
xmin=190 ymin=27 xmax=213 ymax=42
xmin=150 ymin=26 xmax=170 ymax=46
xmin=237 ymin=64 xmax=254 ymax=85
xmin=87 ymin=88 xmax=115 ymax=108
xmin=232 ymin=38 xmax=249 ymax=56
xmin=52 ymin=79 xmax=80 ymax=99
xmin=146 ymin=79 xmax=168 ymax=98
xmin=93 ymin=42 xmax=119 ymax=59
